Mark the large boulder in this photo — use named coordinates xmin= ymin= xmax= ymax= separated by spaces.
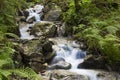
xmin=78 ymin=55 xmax=108 ymax=69
xmin=43 ymin=3 xmax=62 ymax=21
xmin=22 ymin=36 xmax=54 ymax=58
xmin=13 ymin=44 xmax=25 ymax=67
xmin=43 ymin=10 xmax=62 ymax=21
xmin=30 ymin=21 xmax=57 ymax=37
xmin=48 ymin=61 xmax=71 ymax=70
xmin=20 ymin=37 xmax=55 ymax=72
xmin=96 ymin=71 xmax=120 ymax=80
xmin=42 ymin=70 xmax=89 ymax=80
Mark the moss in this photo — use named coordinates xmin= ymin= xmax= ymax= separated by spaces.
xmin=24 ymin=39 xmax=39 ymax=54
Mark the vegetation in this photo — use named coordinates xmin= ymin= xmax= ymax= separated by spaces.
xmin=0 ymin=0 xmax=120 ymax=79
xmin=0 ymin=0 xmax=41 ymax=80
xmin=63 ymin=0 xmax=120 ymax=67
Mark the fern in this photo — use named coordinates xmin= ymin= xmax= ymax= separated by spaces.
xmin=10 ymin=68 xmax=42 ymax=80
xmin=0 ymin=60 xmax=11 ymax=68
xmin=103 ymin=26 xmax=119 ymax=35
xmin=0 ymin=68 xmax=42 ymax=80
xmin=5 ymin=33 xmax=19 ymax=39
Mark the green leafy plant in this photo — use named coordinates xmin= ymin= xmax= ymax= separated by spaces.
xmin=0 ymin=0 xmax=42 ymax=79
xmin=71 ymin=0 xmax=120 ymax=66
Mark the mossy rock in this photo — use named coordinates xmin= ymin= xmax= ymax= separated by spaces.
xmin=30 ymin=22 xmax=57 ymax=37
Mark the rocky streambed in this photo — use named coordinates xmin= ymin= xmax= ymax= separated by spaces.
xmin=14 ymin=3 xmax=120 ymax=80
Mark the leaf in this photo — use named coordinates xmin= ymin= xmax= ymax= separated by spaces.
xmin=5 ymin=33 xmax=19 ymax=39
xmin=104 ymin=26 xmax=118 ymax=34
xmin=0 ymin=69 xmax=11 ymax=78
xmin=10 ymin=68 xmax=42 ymax=80
xmin=0 ymin=60 xmax=10 ymax=68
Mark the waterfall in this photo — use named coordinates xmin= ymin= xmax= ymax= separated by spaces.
xmin=18 ymin=4 xmax=117 ymax=80
xmin=26 ymin=5 xmax=44 ymax=22
xmin=19 ymin=4 xmax=44 ymax=40
xmin=51 ymin=38 xmax=86 ymax=68
xmin=50 ymin=38 xmax=98 ymax=80
xmin=19 ymin=23 xmax=35 ymax=40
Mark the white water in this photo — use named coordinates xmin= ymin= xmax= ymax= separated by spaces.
xmin=26 ymin=5 xmax=44 ymax=22
xmin=19 ymin=4 xmax=118 ymax=80
xmin=19 ymin=5 xmax=44 ymax=40
xmin=50 ymin=38 xmax=86 ymax=68
xmin=19 ymin=23 xmax=35 ymax=40
xmin=49 ymin=38 xmax=99 ymax=80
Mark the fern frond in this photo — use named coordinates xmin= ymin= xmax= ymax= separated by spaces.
xmin=104 ymin=34 xmax=120 ymax=42
xmin=10 ymin=68 xmax=42 ymax=80
xmin=103 ymin=26 xmax=119 ymax=34
xmin=5 ymin=33 xmax=19 ymax=39
xmin=0 ymin=69 xmax=11 ymax=78
xmin=0 ymin=47 xmax=14 ymax=59
xmin=0 ymin=60 xmax=11 ymax=68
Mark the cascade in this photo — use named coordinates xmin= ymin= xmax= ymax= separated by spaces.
xmin=50 ymin=38 xmax=98 ymax=80
xmin=19 ymin=4 xmax=119 ymax=80
xmin=26 ymin=5 xmax=44 ymax=22
xmin=19 ymin=23 xmax=35 ymax=40
xmin=19 ymin=4 xmax=98 ymax=80
xmin=19 ymin=5 xmax=44 ymax=40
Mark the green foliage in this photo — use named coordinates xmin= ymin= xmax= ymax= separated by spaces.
xmin=70 ymin=0 xmax=120 ymax=65
xmin=10 ymin=68 xmax=42 ymax=80
xmin=99 ymin=34 xmax=120 ymax=62
xmin=0 ymin=68 xmax=42 ymax=80
xmin=63 ymin=0 xmax=80 ymax=25
xmin=75 ymin=17 xmax=120 ymax=64
xmin=0 ymin=0 xmax=42 ymax=80
xmin=34 ymin=0 xmax=43 ymax=3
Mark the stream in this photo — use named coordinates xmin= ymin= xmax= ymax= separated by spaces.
xmin=49 ymin=38 xmax=98 ymax=80
xmin=19 ymin=4 xmax=119 ymax=80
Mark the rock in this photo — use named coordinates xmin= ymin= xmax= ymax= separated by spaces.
xmin=21 ymin=36 xmax=53 ymax=56
xmin=20 ymin=37 xmax=54 ymax=72
xmin=64 ymin=25 xmax=73 ymax=36
xmin=43 ymin=10 xmax=62 ymax=21
xmin=26 ymin=16 xmax=35 ymax=23
xmin=13 ymin=44 xmax=24 ymax=67
xmin=78 ymin=55 xmax=107 ymax=69
xmin=45 ymin=51 xmax=56 ymax=62
xmin=23 ymin=10 xmax=29 ymax=19
xmin=42 ymin=3 xmax=52 ymax=13
xmin=29 ymin=52 xmax=44 ymax=63
xmin=42 ymin=70 xmax=89 ymax=80
xmin=28 ymin=53 xmax=47 ymax=73
xmin=56 ymin=22 xmax=66 ymax=36
xmin=43 ymin=2 xmax=62 ymax=21
xmin=48 ymin=61 xmax=71 ymax=70
xmin=29 ymin=61 xmax=47 ymax=73
xmin=97 ymin=71 xmax=120 ymax=80
xmin=30 ymin=22 xmax=57 ymax=37
xmin=42 ymin=40 xmax=53 ymax=53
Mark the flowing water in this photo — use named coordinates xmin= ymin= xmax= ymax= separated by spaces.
xmin=49 ymin=38 xmax=99 ymax=80
xmin=19 ymin=5 xmax=44 ymax=40
xmin=26 ymin=5 xmax=44 ymax=22
xmin=19 ymin=4 xmax=118 ymax=80
xmin=19 ymin=23 xmax=35 ymax=40
xmin=19 ymin=4 xmax=99 ymax=80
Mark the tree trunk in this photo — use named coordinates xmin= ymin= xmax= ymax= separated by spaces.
xmin=0 ymin=0 xmax=4 ymax=11
xmin=74 ymin=0 xmax=81 ymax=12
